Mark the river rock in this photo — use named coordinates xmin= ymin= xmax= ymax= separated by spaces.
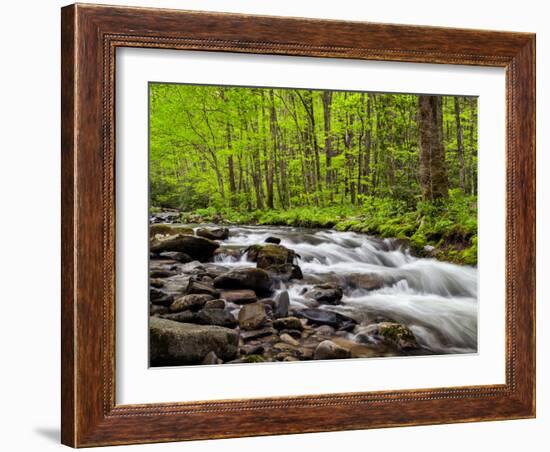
xmin=279 ymin=329 xmax=302 ymax=339
xmin=240 ymin=326 xmax=277 ymax=341
xmin=186 ymin=279 xmax=220 ymax=298
xmin=150 ymin=269 xmax=177 ymax=279
xmin=196 ymin=308 xmax=238 ymax=328
xmin=150 ymin=211 xmax=180 ymax=224
xmin=213 ymin=268 xmax=273 ymax=294
xmin=204 ymin=299 xmax=225 ymax=309
xmin=264 ymin=236 xmax=281 ymax=244
xmin=246 ymin=244 xmax=297 ymax=268
xmin=273 ymin=316 xmax=303 ymax=331
xmin=213 ymin=247 xmax=243 ymax=261
xmin=313 ymin=340 xmax=351 ymax=360
xmin=275 ymin=291 xmax=290 ymax=318
xmin=150 ymin=304 xmax=169 ymax=316
xmin=240 ymin=344 xmax=265 ymax=355
xmin=150 ymin=288 xmax=174 ymax=306
xmin=150 ymin=224 xmax=193 ymax=237
xmin=267 ymin=263 xmax=303 ymax=281
xmin=279 ymin=333 xmax=299 ymax=346
xmin=238 ymin=303 xmax=267 ymax=330
xmin=170 ymin=294 xmax=214 ymax=312
xmin=149 ymin=317 xmax=239 ymax=365
xmin=159 ymin=311 xmax=195 ymax=323
xmin=150 ymin=234 xmax=219 ymax=262
xmin=202 ymin=351 xmax=223 ymax=365
xmin=158 ymin=251 xmax=193 ymax=263
xmin=297 ymin=308 xmax=356 ymax=329
xmin=196 ymin=227 xmax=230 ymax=241
xmin=220 ymin=289 xmax=257 ymax=305
xmin=304 ymin=284 xmax=343 ymax=304
xmin=150 ymin=278 xmax=165 ymax=288
xmin=362 ymin=322 xmax=419 ymax=351
xmin=346 ymin=273 xmax=385 ymax=291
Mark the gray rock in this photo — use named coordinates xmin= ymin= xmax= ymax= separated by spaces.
xmin=186 ymin=279 xmax=220 ymax=298
xmin=204 ymin=299 xmax=225 ymax=310
xmin=279 ymin=333 xmax=299 ymax=346
xmin=346 ymin=273 xmax=384 ymax=291
xmin=150 ymin=278 xmax=165 ymax=288
xmin=304 ymin=284 xmax=343 ymax=304
xmin=268 ymin=264 xmax=303 ymax=282
xmin=201 ymin=351 xmax=223 ymax=365
xmin=240 ymin=326 xmax=277 ymax=341
xmin=150 ymin=234 xmax=219 ymax=262
xmin=159 ymin=311 xmax=195 ymax=323
xmin=149 ymin=317 xmax=239 ymax=366
xmin=313 ymin=340 xmax=351 ymax=360
xmin=150 ymin=269 xmax=177 ymax=278
xmin=196 ymin=308 xmax=238 ymax=328
xmin=159 ymin=251 xmax=193 ymax=263
xmin=213 ymin=268 xmax=273 ymax=294
xmin=196 ymin=227 xmax=230 ymax=241
xmin=220 ymin=289 xmax=258 ymax=305
xmin=238 ymin=303 xmax=267 ymax=330
xmin=298 ymin=308 xmax=356 ymax=329
xmin=149 ymin=223 xmax=193 ymax=237
xmin=273 ymin=316 xmax=303 ymax=331
xmin=150 ymin=288 xmax=174 ymax=307
xmin=275 ymin=291 xmax=290 ymax=318
xmin=170 ymin=294 xmax=214 ymax=312
xmin=362 ymin=322 xmax=419 ymax=351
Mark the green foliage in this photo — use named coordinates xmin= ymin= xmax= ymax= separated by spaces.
xmin=149 ymin=83 xmax=478 ymax=265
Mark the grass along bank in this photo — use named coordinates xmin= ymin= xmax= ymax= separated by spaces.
xmin=161 ymin=190 xmax=477 ymax=266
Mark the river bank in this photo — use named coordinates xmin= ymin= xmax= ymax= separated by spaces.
xmin=149 ymin=220 xmax=477 ymax=367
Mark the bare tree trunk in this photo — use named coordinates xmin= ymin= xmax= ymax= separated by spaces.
xmin=323 ymin=91 xmax=333 ymax=188
xmin=454 ymin=96 xmax=466 ymax=192
xmin=418 ymin=95 xmax=449 ymax=201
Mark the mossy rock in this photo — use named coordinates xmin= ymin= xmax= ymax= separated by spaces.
xmin=150 ymin=224 xmax=194 ymax=237
xmin=241 ymin=354 xmax=266 ymax=363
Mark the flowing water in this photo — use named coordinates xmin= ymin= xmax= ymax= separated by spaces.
xmin=210 ymin=225 xmax=478 ymax=355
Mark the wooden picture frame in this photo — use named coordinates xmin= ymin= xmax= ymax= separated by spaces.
xmin=61 ymin=3 xmax=535 ymax=447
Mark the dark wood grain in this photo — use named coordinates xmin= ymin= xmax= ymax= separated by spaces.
xmin=61 ymin=3 xmax=536 ymax=447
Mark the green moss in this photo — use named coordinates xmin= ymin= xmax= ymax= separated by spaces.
xmin=241 ymin=354 xmax=266 ymax=363
xmin=178 ymin=191 xmax=478 ymax=266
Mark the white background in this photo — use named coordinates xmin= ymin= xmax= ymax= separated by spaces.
xmin=117 ymin=49 xmax=505 ymax=404
xmin=0 ymin=0 xmax=546 ymax=451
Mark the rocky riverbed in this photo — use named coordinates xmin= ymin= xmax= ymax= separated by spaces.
xmin=149 ymin=222 xmax=478 ymax=366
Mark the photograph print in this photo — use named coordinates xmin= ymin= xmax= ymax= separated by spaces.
xmin=148 ymin=83 xmax=478 ymax=367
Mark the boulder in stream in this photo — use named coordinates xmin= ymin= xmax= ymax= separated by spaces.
xmin=149 ymin=317 xmax=238 ymax=366
xmin=238 ymin=303 xmax=267 ymax=330
xmin=297 ymin=308 xmax=356 ymax=329
xmin=150 ymin=224 xmax=193 ymax=237
xmin=196 ymin=308 xmax=238 ymax=328
xmin=170 ymin=294 xmax=213 ymax=312
xmin=361 ymin=322 xmax=419 ymax=351
xmin=150 ymin=234 xmax=219 ymax=262
xmin=220 ymin=289 xmax=258 ymax=305
xmin=264 ymin=236 xmax=281 ymax=244
xmin=304 ymin=283 xmax=343 ymax=304
xmin=313 ymin=340 xmax=351 ymax=360
xmin=275 ymin=291 xmax=290 ymax=318
xmin=213 ymin=268 xmax=273 ymax=294
xmin=196 ymin=227 xmax=230 ymax=241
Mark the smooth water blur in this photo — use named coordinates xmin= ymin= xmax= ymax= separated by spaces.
xmin=209 ymin=225 xmax=478 ymax=354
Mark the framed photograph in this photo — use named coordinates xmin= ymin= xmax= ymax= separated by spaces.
xmin=61 ymin=3 xmax=536 ymax=447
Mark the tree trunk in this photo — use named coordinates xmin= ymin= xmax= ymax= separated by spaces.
xmin=454 ymin=96 xmax=466 ymax=192
xmin=418 ymin=95 xmax=449 ymax=201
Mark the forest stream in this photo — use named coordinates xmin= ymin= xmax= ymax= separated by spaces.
xmin=149 ymin=222 xmax=477 ymax=366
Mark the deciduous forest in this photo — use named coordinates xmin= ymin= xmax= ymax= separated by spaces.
xmin=149 ymin=83 xmax=478 ymax=264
